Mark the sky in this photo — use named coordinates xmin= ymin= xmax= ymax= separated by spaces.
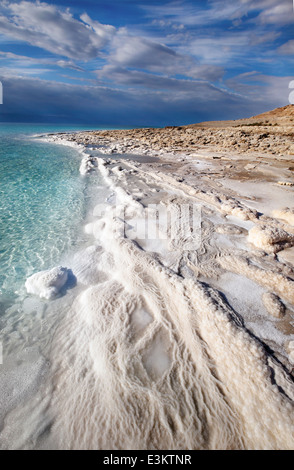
xmin=0 ymin=0 xmax=293 ymax=126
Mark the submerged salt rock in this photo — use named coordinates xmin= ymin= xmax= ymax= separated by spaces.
xmin=25 ymin=266 xmax=68 ymax=300
xmin=248 ymin=225 xmax=294 ymax=253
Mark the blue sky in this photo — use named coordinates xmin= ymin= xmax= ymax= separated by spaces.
xmin=0 ymin=0 xmax=293 ymax=125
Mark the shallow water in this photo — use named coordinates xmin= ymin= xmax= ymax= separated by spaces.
xmin=0 ymin=124 xmax=108 ymax=443
xmin=0 ymin=125 xmax=108 ymax=299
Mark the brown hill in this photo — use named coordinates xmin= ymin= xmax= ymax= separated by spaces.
xmin=190 ymin=105 xmax=294 ymax=128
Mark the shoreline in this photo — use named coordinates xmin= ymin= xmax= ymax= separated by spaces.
xmin=44 ymin=115 xmax=294 ymax=376
xmin=47 ymin=103 xmax=294 ymax=158
xmin=1 ymin=110 xmax=294 ymax=449
xmin=41 ymin=116 xmax=294 ymax=447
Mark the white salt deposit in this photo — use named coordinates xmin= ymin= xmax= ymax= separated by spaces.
xmin=248 ymin=225 xmax=294 ymax=253
xmin=25 ymin=266 xmax=69 ymax=300
xmin=219 ymin=255 xmax=294 ymax=305
xmin=278 ymin=246 xmax=294 ymax=265
xmin=79 ymin=155 xmax=98 ymax=175
xmin=272 ymin=207 xmax=294 ymax=226
xmin=262 ymin=292 xmax=285 ymax=318
xmin=3 ymin=135 xmax=294 ymax=450
xmin=220 ymin=179 xmax=294 ymax=217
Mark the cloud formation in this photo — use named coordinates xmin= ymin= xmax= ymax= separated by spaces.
xmin=278 ymin=40 xmax=294 ymax=55
xmin=0 ymin=51 xmax=84 ymax=71
xmin=110 ymin=35 xmax=177 ymax=70
xmin=143 ymin=0 xmax=293 ymax=27
xmin=0 ymin=1 xmax=116 ymax=59
xmin=0 ymin=0 xmax=292 ymax=125
xmin=1 ymin=71 xmax=289 ymax=126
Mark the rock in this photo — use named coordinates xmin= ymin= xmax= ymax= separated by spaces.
xmin=277 ymin=181 xmax=294 ymax=186
xmin=25 ymin=266 xmax=69 ymax=300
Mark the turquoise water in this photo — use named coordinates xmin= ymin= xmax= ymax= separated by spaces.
xmin=0 ymin=124 xmax=111 ymax=444
xmin=0 ymin=124 xmax=100 ymax=308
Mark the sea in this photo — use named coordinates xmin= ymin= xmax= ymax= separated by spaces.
xmin=0 ymin=123 xmax=108 ymax=303
xmin=0 ymin=123 xmax=111 ymax=447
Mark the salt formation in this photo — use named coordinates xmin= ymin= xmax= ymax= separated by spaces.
xmin=25 ymin=266 xmax=68 ymax=300
xmin=43 ymin=211 xmax=294 ymax=450
xmin=219 ymin=255 xmax=294 ymax=304
xmin=40 ymin=160 xmax=294 ymax=451
xmin=272 ymin=208 xmax=294 ymax=226
xmin=79 ymin=155 xmax=98 ymax=175
xmin=248 ymin=225 xmax=294 ymax=253
xmin=4 ymin=125 xmax=294 ymax=450
xmin=262 ymin=292 xmax=285 ymax=318
xmin=221 ymin=201 xmax=257 ymax=221
xmin=287 ymin=341 xmax=294 ymax=365
xmin=216 ymin=224 xmax=247 ymax=235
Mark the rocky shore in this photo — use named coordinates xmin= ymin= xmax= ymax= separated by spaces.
xmin=54 ymin=104 xmax=294 ymax=157
xmin=46 ymin=106 xmax=294 ymax=362
xmin=28 ymin=104 xmax=294 ymax=450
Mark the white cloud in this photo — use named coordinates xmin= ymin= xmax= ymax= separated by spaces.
xmin=183 ymin=34 xmax=249 ymax=64
xmin=0 ymin=65 xmax=52 ymax=77
xmin=103 ymin=30 xmax=224 ymax=81
xmin=0 ymin=51 xmax=84 ymax=72
xmin=248 ymin=31 xmax=281 ymax=46
xmin=109 ymin=34 xmax=177 ymax=70
xmin=142 ymin=1 xmax=245 ymax=27
xmin=1 ymin=73 xmax=289 ymax=126
xmin=0 ymin=1 xmax=225 ymax=83
xmin=226 ymin=72 xmax=292 ymax=107
xmin=254 ymin=1 xmax=293 ymax=25
xmin=0 ymin=74 xmax=246 ymax=125
xmin=80 ymin=13 xmax=116 ymax=42
xmin=97 ymin=64 xmax=224 ymax=90
xmin=0 ymin=1 xmax=116 ymax=59
xmin=0 ymin=0 xmax=291 ymax=125
xmin=142 ymin=0 xmax=293 ymax=27
xmin=56 ymin=60 xmax=84 ymax=72
xmin=277 ymin=40 xmax=294 ymax=55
